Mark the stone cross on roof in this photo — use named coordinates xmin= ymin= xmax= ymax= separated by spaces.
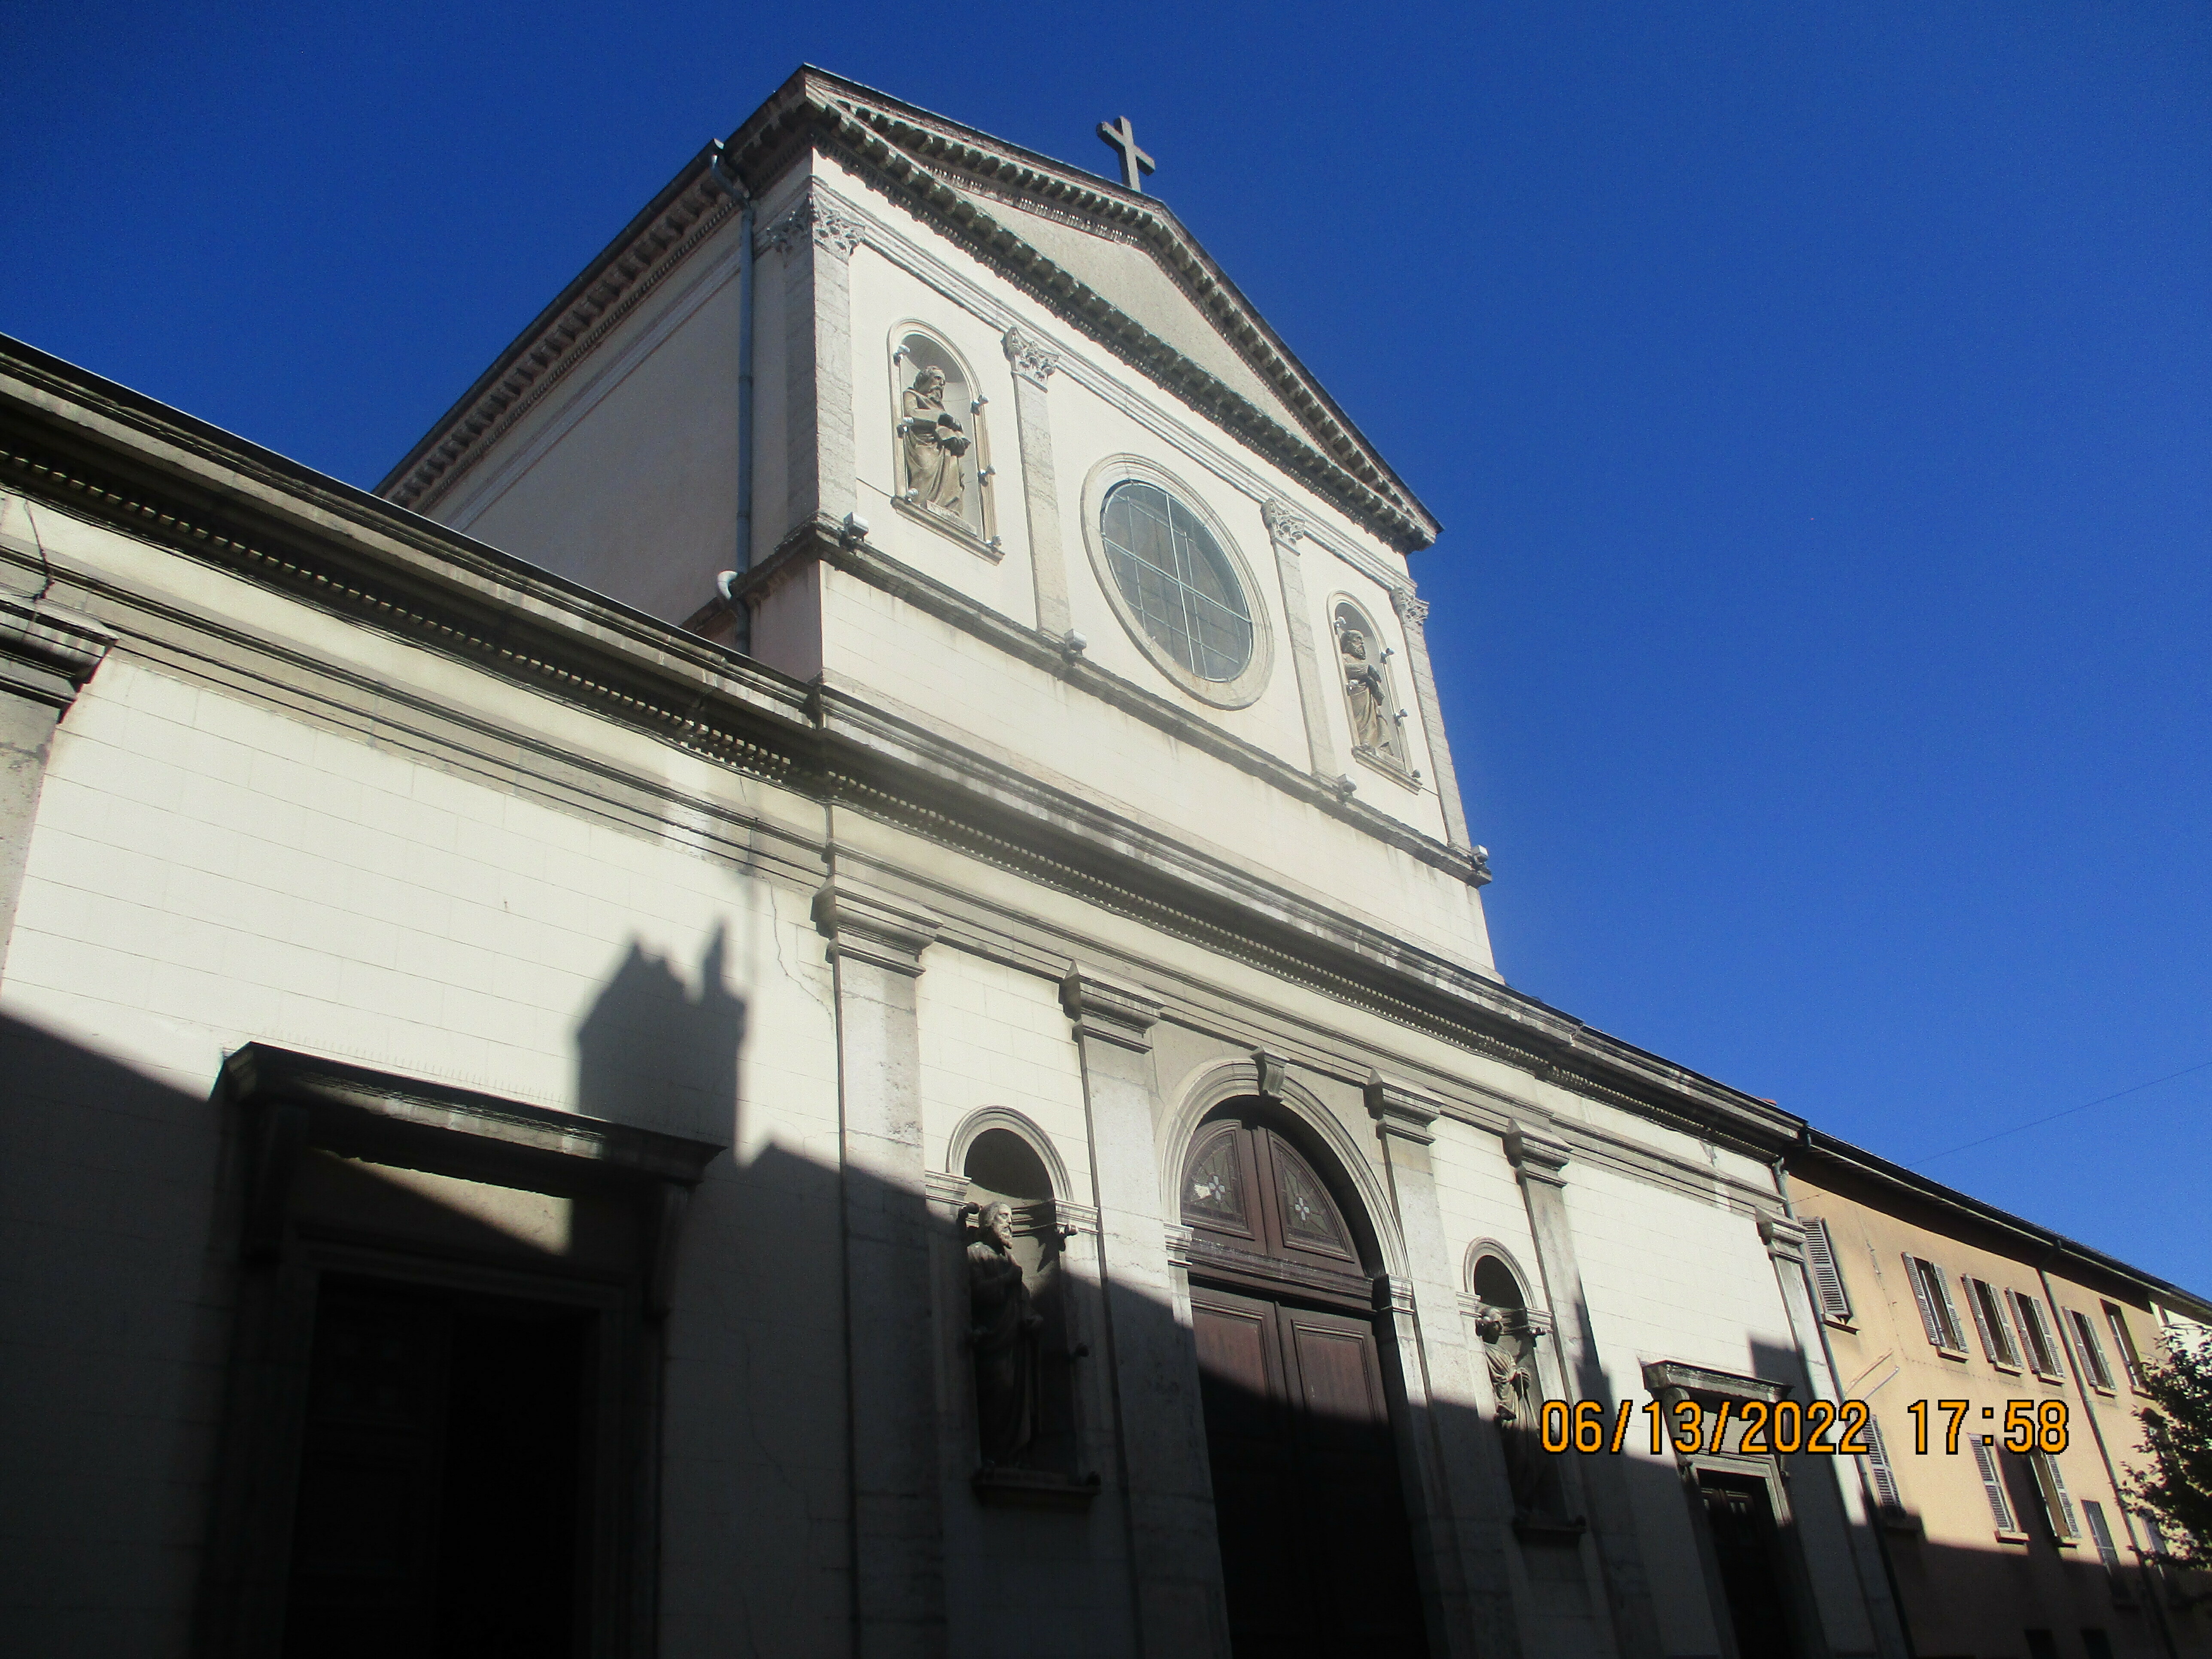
xmin=1095 ymin=116 xmax=1156 ymax=194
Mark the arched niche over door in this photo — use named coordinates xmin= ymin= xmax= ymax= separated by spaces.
xmin=1178 ymin=1105 xmax=1429 ymax=1657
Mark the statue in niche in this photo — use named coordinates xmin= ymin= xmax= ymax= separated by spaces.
xmin=1477 ymin=1303 xmax=1547 ymax=1514
xmin=966 ymin=1200 xmax=1044 ymax=1465
xmin=1340 ymin=624 xmax=1393 ymax=755
xmin=899 ymin=362 xmax=971 ymax=517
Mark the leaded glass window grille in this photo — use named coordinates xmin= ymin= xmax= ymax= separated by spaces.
xmin=1099 ymin=480 xmax=1253 ymax=682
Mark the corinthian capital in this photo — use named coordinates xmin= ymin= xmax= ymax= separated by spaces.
xmin=759 ymin=190 xmax=863 ymax=260
xmin=1260 ymin=498 xmax=1310 ymax=549
xmin=1389 ymin=587 xmax=1430 ymax=627
xmin=1001 ymin=325 xmax=1060 ymax=386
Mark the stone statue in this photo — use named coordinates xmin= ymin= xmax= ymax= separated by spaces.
xmin=1477 ymin=1304 xmax=1546 ymax=1514
xmin=1341 ymin=627 xmax=1392 ymax=754
xmin=966 ymin=1201 xmax=1043 ymax=1465
xmin=899 ymin=364 xmax=970 ymax=517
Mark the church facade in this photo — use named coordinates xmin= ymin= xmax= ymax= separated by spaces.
xmin=0 ymin=67 xmax=2202 ymax=1659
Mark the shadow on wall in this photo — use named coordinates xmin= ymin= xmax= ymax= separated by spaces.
xmin=575 ymin=924 xmax=745 ymax=1145
xmin=1 ymin=981 xmax=2197 ymax=1659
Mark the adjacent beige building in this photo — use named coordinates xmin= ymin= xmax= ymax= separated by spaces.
xmin=1787 ymin=1136 xmax=2212 ymax=1659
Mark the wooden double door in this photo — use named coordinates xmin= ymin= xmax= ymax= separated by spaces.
xmin=1181 ymin=1113 xmax=1428 ymax=1657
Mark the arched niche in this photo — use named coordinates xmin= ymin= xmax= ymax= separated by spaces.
xmin=945 ymin=1107 xmax=1069 ymax=1202
xmin=950 ymin=1110 xmax=1080 ymax=1478
xmin=888 ymin=325 xmax=995 ymax=547
xmin=1331 ymin=596 xmax=1411 ymax=774
xmin=1465 ymin=1240 xmax=1537 ymax=1312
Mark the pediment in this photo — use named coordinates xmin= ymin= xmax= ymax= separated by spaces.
xmin=726 ymin=68 xmax=1438 ymax=550
xmin=380 ymin=68 xmax=1440 ymax=550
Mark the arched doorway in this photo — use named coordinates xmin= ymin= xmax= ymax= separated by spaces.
xmin=1179 ymin=1106 xmax=1428 ymax=1656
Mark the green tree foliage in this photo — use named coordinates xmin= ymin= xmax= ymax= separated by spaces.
xmin=2130 ymin=1330 xmax=2212 ymax=1567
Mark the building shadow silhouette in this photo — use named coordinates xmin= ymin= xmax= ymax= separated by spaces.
xmin=3 ymin=990 xmax=2193 ymax=1659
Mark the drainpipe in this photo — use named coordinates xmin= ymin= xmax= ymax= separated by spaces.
xmin=2036 ymin=1254 xmax=2180 ymax=1659
xmin=706 ymin=139 xmax=755 ymax=654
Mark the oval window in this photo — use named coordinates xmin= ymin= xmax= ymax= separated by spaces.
xmin=1099 ymin=480 xmax=1253 ymax=682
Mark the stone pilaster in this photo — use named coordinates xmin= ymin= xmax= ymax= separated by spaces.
xmin=1061 ymin=968 xmax=1232 ymax=1657
xmin=768 ymin=186 xmax=863 ymax=538
xmin=1261 ymin=500 xmax=1342 ymax=781
xmin=0 ymin=588 xmax=113 ymax=982
xmin=1365 ymin=1075 xmax=1524 ymax=1659
xmin=1391 ymin=588 xmax=1472 ymax=849
xmin=1002 ymin=328 xmax=1073 ymax=641
xmin=1760 ymin=1215 xmax=1912 ymax=1659
xmin=814 ymin=880 xmax=946 ymax=1659
xmin=1506 ymin=1127 xmax=1663 ymax=1659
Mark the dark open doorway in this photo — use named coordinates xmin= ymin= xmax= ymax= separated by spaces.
xmin=1180 ymin=1108 xmax=1428 ymax=1657
xmin=1698 ymin=1472 xmax=1799 ymax=1659
xmin=282 ymin=1276 xmax=595 ymax=1659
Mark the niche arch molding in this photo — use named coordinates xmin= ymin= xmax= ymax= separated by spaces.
xmin=945 ymin=1106 xmax=1071 ymax=1202
xmin=1159 ymin=1057 xmax=1407 ymax=1282
xmin=1463 ymin=1238 xmax=1542 ymax=1310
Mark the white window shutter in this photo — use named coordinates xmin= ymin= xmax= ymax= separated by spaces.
xmin=1905 ymin=1255 xmax=1945 ymax=1347
xmin=1803 ymin=1218 xmax=1852 ymax=1321
xmin=1929 ymin=1265 xmax=1964 ymax=1350
xmin=1965 ymin=1276 xmax=2000 ymax=1362
xmin=1863 ymin=1413 xmax=1902 ymax=1512
xmin=2031 ymin=1451 xmax=2078 ymax=1539
xmin=1972 ymin=1439 xmax=2016 ymax=1532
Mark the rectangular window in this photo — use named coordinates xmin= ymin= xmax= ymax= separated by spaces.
xmin=1905 ymin=1255 xmax=1966 ymax=1350
xmin=2069 ymin=1309 xmax=2115 ymax=1389
xmin=2082 ymin=1500 xmax=2134 ymax=1605
xmin=1965 ymin=1276 xmax=2022 ymax=1367
xmin=1972 ymin=1437 xmax=2018 ymax=1533
xmin=1802 ymin=1217 xmax=1853 ymax=1322
xmin=2012 ymin=1291 xmax=2065 ymax=1379
xmin=2105 ymin=1303 xmax=2145 ymax=1389
xmin=2030 ymin=1450 xmax=2079 ymax=1541
xmin=1863 ymin=1412 xmax=1903 ymax=1515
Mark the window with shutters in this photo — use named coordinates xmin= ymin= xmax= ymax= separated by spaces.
xmin=2030 ymin=1450 xmax=2079 ymax=1542
xmin=1801 ymin=1218 xmax=1853 ymax=1323
xmin=2011 ymin=1292 xmax=2065 ymax=1379
xmin=2081 ymin=1499 xmax=2134 ymax=1604
xmin=1905 ymin=1255 xmax=1966 ymax=1352
xmin=1862 ymin=1412 xmax=1905 ymax=1518
xmin=1972 ymin=1438 xmax=2019 ymax=1534
xmin=2104 ymin=1304 xmax=2145 ymax=1390
xmin=2068 ymin=1309 xmax=2115 ymax=1390
xmin=1965 ymin=1276 xmax=2022 ymax=1368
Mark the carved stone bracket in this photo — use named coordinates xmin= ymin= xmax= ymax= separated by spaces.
xmin=1364 ymin=1071 xmax=1440 ymax=1146
xmin=1389 ymin=587 xmax=1431 ymax=628
xmin=1253 ymin=1049 xmax=1288 ymax=1104
xmin=1757 ymin=1212 xmax=1809 ymax=1266
xmin=811 ymin=879 xmax=941 ymax=976
xmin=760 ymin=190 xmax=863 ymax=260
xmin=1059 ymin=968 xmax=1161 ymax=1052
xmin=0 ymin=591 xmax=115 ymax=709
xmin=1001 ymin=325 xmax=1060 ymax=387
xmin=1504 ymin=1126 xmax=1571 ymax=1188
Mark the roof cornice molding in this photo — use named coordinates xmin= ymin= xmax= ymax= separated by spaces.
xmin=1791 ymin=1128 xmax=2212 ymax=1314
xmin=377 ymin=158 xmax=741 ymax=513
xmin=745 ymin=73 xmax=1437 ymax=550
xmin=1 ymin=340 xmax=1802 ymax=1162
xmin=393 ymin=66 xmax=1435 ymax=552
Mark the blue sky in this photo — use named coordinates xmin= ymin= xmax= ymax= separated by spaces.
xmin=7 ymin=2 xmax=2209 ymax=1288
